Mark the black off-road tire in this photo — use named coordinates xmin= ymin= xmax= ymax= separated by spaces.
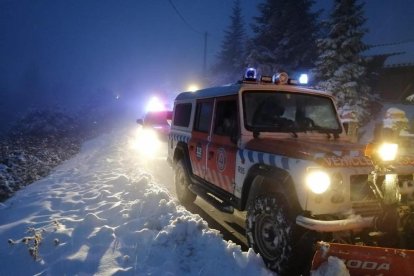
xmin=175 ymin=159 xmax=196 ymax=205
xmin=246 ymin=194 xmax=300 ymax=275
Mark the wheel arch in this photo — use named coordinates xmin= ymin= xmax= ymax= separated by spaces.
xmin=173 ymin=142 xmax=192 ymax=174
xmin=241 ymin=164 xmax=302 ymax=215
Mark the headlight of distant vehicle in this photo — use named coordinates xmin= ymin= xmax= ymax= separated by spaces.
xmin=134 ymin=128 xmax=161 ymax=158
xmin=305 ymin=169 xmax=331 ymax=194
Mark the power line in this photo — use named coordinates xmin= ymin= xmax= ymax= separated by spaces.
xmin=168 ymin=0 xmax=203 ymax=35
xmin=168 ymin=0 xmax=210 ymax=76
xmin=370 ymin=38 xmax=414 ymax=47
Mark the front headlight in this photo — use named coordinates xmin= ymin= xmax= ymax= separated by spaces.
xmin=377 ymin=143 xmax=398 ymax=161
xmin=305 ymin=170 xmax=331 ymax=194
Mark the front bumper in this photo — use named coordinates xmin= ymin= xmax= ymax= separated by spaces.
xmin=296 ymin=215 xmax=374 ymax=232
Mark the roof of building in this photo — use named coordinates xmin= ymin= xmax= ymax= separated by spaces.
xmin=364 ymin=41 xmax=414 ymax=67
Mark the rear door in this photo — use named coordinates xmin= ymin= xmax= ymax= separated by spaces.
xmin=188 ymin=99 xmax=214 ymax=179
xmin=205 ymin=97 xmax=239 ymax=194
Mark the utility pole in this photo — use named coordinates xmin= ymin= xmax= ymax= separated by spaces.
xmin=203 ymin=31 xmax=208 ymax=78
xmin=168 ymin=0 xmax=208 ymax=83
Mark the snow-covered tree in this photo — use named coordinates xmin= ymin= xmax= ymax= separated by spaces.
xmin=211 ymin=0 xmax=246 ymax=84
xmin=247 ymin=0 xmax=320 ymax=75
xmin=314 ymin=0 xmax=373 ymax=125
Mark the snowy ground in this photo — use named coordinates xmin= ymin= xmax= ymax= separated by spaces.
xmin=0 ymin=123 xmax=347 ymax=275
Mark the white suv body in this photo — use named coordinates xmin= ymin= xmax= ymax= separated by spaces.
xmin=167 ymin=78 xmax=414 ymax=273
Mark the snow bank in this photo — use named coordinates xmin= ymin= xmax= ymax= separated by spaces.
xmin=0 ymin=127 xmax=271 ymax=275
xmin=311 ymin=256 xmax=349 ymax=276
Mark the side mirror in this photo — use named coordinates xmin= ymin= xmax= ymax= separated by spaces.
xmin=136 ymin=119 xmax=143 ymax=125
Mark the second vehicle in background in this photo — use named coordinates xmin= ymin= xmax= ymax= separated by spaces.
xmin=137 ymin=110 xmax=173 ymax=141
xmin=134 ymin=110 xmax=172 ymax=158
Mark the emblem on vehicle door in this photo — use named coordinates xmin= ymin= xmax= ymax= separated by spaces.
xmin=216 ymin=148 xmax=226 ymax=172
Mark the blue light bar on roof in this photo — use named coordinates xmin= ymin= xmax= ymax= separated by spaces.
xmin=244 ymin=68 xmax=257 ymax=81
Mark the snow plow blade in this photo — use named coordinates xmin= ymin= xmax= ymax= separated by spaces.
xmin=311 ymin=242 xmax=414 ymax=275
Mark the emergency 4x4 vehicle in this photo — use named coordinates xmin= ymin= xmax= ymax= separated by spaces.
xmin=167 ymin=69 xmax=414 ymax=274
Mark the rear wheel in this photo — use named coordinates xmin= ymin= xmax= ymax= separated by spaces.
xmin=246 ymin=194 xmax=310 ymax=275
xmin=175 ymin=159 xmax=196 ymax=205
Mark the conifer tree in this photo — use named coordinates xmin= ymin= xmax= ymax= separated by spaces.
xmin=212 ymin=0 xmax=246 ymax=84
xmin=314 ymin=0 xmax=373 ymax=125
xmin=247 ymin=0 xmax=320 ymax=75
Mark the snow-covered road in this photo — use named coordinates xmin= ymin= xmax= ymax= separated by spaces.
xmin=0 ymin=125 xmax=272 ymax=275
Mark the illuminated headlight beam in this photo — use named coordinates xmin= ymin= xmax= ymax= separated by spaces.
xmin=133 ymin=129 xmax=161 ymax=158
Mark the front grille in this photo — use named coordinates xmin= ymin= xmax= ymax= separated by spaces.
xmin=350 ymin=174 xmax=414 ymax=216
xmin=350 ymin=174 xmax=381 ymax=217
xmin=350 ymin=174 xmax=375 ymax=201
xmin=352 ymin=201 xmax=382 ymax=217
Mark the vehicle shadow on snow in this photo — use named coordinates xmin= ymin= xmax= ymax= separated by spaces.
xmin=183 ymin=202 xmax=249 ymax=251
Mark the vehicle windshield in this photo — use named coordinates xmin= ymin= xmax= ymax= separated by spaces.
xmin=144 ymin=111 xmax=172 ymax=126
xmin=243 ymin=90 xmax=342 ymax=134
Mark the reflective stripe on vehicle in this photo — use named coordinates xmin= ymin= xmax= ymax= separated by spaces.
xmin=169 ymin=133 xmax=190 ymax=143
xmin=238 ymin=149 xmax=299 ymax=171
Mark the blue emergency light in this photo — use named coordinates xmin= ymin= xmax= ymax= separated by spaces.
xmin=244 ymin=68 xmax=257 ymax=81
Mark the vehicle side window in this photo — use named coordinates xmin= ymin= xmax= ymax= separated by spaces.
xmin=214 ymin=100 xmax=238 ymax=136
xmin=173 ymin=103 xmax=192 ymax=127
xmin=194 ymin=101 xmax=213 ymax=133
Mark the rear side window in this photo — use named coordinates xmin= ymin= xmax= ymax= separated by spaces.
xmin=173 ymin=103 xmax=192 ymax=127
xmin=213 ymin=99 xmax=238 ymax=136
xmin=194 ymin=101 xmax=213 ymax=133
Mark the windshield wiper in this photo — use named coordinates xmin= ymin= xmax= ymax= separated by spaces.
xmin=280 ymin=125 xmax=298 ymax=138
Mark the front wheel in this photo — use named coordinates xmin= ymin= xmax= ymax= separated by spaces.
xmin=175 ymin=159 xmax=196 ymax=205
xmin=246 ymin=195 xmax=307 ymax=275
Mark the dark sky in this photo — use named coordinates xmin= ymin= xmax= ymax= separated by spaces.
xmin=1 ymin=0 xmax=413 ymax=114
